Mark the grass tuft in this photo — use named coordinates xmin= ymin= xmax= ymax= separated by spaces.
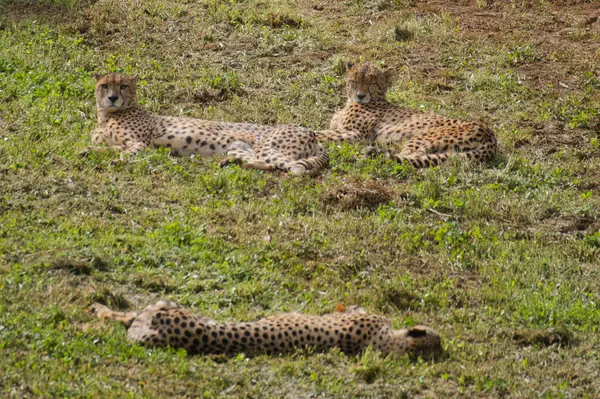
xmin=510 ymin=327 xmax=576 ymax=348
xmin=47 ymin=257 xmax=93 ymax=275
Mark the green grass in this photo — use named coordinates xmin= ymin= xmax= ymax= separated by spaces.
xmin=1 ymin=0 xmax=600 ymax=397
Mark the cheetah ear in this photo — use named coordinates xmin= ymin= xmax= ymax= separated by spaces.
xmin=92 ymin=72 xmax=102 ymax=81
xmin=407 ymin=327 xmax=427 ymax=337
xmin=127 ymin=75 xmax=139 ymax=86
xmin=342 ymin=61 xmax=355 ymax=73
xmin=383 ymin=67 xmax=395 ymax=82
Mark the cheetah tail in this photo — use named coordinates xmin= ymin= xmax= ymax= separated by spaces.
xmin=366 ymin=146 xmax=493 ymax=168
xmin=391 ymin=152 xmax=451 ymax=168
xmin=364 ymin=146 xmax=446 ymax=168
xmin=394 ymin=144 xmax=499 ymax=167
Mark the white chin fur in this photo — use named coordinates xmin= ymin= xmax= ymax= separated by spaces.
xmin=100 ymin=102 xmax=123 ymax=112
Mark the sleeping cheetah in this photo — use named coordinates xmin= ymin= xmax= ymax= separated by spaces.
xmin=317 ymin=62 xmax=497 ymax=168
xmin=90 ymin=301 xmax=442 ymax=358
xmin=90 ymin=73 xmax=328 ymax=175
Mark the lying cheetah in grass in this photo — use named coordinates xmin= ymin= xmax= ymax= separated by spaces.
xmin=89 ymin=73 xmax=328 ymax=175
xmin=317 ymin=62 xmax=497 ymax=168
xmin=90 ymin=301 xmax=442 ymax=358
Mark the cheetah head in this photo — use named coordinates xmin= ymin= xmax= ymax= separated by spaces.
xmin=395 ymin=325 xmax=442 ymax=359
xmin=93 ymin=73 xmax=137 ymax=113
xmin=343 ymin=62 xmax=394 ymax=105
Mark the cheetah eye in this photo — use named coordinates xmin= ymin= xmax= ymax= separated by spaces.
xmin=348 ymin=81 xmax=357 ymax=88
xmin=100 ymin=84 xmax=108 ymax=89
xmin=120 ymin=85 xmax=129 ymax=90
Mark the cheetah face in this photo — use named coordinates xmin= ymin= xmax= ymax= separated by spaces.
xmin=93 ymin=73 xmax=137 ymax=112
xmin=403 ymin=325 xmax=442 ymax=358
xmin=343 ymin=62 xmax=394 ymax=105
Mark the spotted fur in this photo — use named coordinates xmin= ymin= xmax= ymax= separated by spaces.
xmin=90 ymin=302 xmax=442 ymax=358
xmin=221 ymin=127 xmax=328 ymax=176
xmin=90 ymin=73 xmax=327 ymax=175
xmin=317 ymin=62 xmax=497 ymax=167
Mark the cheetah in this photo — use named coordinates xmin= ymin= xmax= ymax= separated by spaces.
xmin=316 ymin=62 xmax=497 ymax=168
xmin=90 ymin=301 xmax=442 ymax=358
xmin=89 ymin=73 xmax=328 ymax=175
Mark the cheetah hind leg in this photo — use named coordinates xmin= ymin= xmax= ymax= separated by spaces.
xmin=220 ymin=140 xmax=251 ymax=167
xmin=287 ymin=148 xmax=329 ymax=176
xmin=257 ymin=149 xmax=307 ymax=175
xmin=89 ymin=303 xmax=140 ymax=328
xmin=90 ymin=301 xmax=181 ymax=330
xmin=251 ymin=144 xmax=328 ymax=176
xmin=220 ymin=140 xmax=275 ymax=171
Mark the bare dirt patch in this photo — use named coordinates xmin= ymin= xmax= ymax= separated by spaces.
xmin=322 ymin=180 xmax=393 ymax=210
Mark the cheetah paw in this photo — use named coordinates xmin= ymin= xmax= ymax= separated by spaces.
xmin=288 ymin=165 xmax=307 ymax=176
xmin=220 ymin=157 xmax=244 ymax=168
xmin=364 ymin=146 xmax=386 ymax=159
xmin=244 ymin=160 xmax=275 ymax=171
xmin=78 ymin=146 xmax=103 ymax=157
xmin=88 ymin=303 xmax=111 ymax=318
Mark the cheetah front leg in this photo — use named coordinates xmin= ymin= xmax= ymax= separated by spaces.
xmin=121 ymin=140 xmax=150 ymax=156
xmin=79 ymin=128 xmax=111 ymax=156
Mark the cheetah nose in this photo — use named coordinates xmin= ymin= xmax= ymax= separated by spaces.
xmin=356 ymin=93 xmax=366 ymax=100
xmin=108 ymin=95 xmax=119 ymax=103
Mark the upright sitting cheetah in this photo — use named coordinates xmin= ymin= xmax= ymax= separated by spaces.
xmin=90 ymin=73 xmax=328 ymax=175
xmin=317 ymin=62 xmax=497 ymax=167
xmin=90 ymin=301 xmax=442 ymax=358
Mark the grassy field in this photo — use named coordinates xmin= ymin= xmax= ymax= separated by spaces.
xmin=1 ymin=0 xmax=600 ymax=397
